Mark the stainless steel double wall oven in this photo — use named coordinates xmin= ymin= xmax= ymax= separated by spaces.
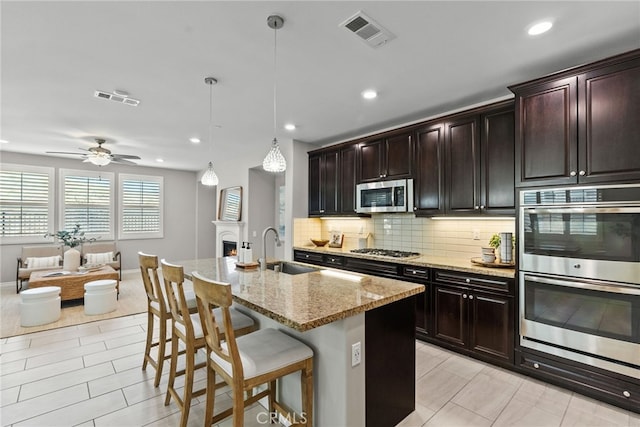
xmin=519 ymin=184 xmax=640 ymax=378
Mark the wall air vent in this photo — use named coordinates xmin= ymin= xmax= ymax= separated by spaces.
xmin=340 ymin=11 xmax=395 ymax=48
xmin=94 ymin=90 xmax=140 ymax=106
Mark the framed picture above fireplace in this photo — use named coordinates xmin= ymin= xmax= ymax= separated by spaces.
xmin=218 ymin=186 xmax=242 ymax=221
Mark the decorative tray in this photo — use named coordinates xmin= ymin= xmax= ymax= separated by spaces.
xmin=235 ymin=262 xmax=259 ymax=270
xmin=78 ymin=263 xmax=106 ymax=272
xmin=470 ymin=257 xmax=515 ymax=268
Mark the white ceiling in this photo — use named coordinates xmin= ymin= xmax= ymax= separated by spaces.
xmin=2 ymin=1 xmax=639 ymax=172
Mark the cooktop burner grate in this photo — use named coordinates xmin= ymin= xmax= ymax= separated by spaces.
xmin=350 ymin=248 xmax=420 ymax=258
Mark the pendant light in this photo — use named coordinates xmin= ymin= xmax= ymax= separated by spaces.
xmin=262 ymin=15 xmax=287 ymax=173
xmin=200 ymin=77 xmax=219 ymax=186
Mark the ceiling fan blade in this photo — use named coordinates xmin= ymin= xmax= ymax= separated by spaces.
xmin=110 ymin=158 xmax=138 ymax=165
xmin=46 ymin=151 xmax=86 ymax=155
xmin=111 ymin=154 xmax=141 ymax=160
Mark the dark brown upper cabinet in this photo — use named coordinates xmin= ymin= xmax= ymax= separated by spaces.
xmin=480 ymin=105 xmax=516 ymax=214
xmin=510 ymin=49 xmax=640 ymax=187
xmin=445 ymin=114 xmax=480 ymax=214
xmin=414 ymin=100 xmax=515 ymax=216
xmin=308 ymin=144 xmax=360 ymax=217
xmin=414 ymin=122 xmax=445 ymax=215
xmin=358 ymin=131 xmax=413 ymax=183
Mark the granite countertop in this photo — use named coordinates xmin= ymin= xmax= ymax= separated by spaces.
xmin=175 ymin=257 xmax=424 ymax=332
xmin=293 ymin=246 xmax=516 ymax=279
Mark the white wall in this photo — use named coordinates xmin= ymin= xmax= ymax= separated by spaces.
xmin=0 ymin=151 xmax=216 ymax=283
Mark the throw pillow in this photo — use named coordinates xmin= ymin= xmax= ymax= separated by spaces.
xmin=25 ymin=255 xmax=61 ymax=268
xmin=85 ymin=251 xmax=114 ymax=264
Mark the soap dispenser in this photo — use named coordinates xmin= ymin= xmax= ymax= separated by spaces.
xmin=245 ymin=242 xmax=253 ymax=263
xmin=239 ymin=242 xmax=246 ymax=263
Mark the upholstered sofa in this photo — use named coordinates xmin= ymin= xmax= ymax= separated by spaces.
xmin=16 ymin=245 xmax=64 ymax=293
xmin=81 ymin=242 xmax=122 ymax=279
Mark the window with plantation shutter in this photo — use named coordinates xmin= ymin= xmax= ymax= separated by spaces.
xmin=0 ymin=164 xmax=54 ymax=243
xmin=119 ymin=174 xmax=163 ymax=239
xmin=60 ymin=169 xmax=114 ymax=240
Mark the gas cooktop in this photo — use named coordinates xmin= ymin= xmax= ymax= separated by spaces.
xmin=350 ymin=248 xmax=421 ymax=258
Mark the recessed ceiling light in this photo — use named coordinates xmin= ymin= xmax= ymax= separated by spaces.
xmin=362 ymin=89 xmax=377 ymax=100
xmin=189 ymin=137 xmax=201 ymax=144
xmin=284 ymin=123 xmax=296 ymax=131
xmin=156 ymin=158 xmax=164 ymax=163
xmin=528 ymin=21 xmax=553 ymax=36
xmin=0 ymin=139 xmax=8 ymax=144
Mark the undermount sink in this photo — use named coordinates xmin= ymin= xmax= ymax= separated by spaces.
xmin=267 ymin=261 xmax=321 ymax=275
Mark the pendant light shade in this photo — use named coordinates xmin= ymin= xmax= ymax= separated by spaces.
xmin=200 ymin=161 xmax=219 ymax=186
xmin=262 ymin=15 xmax=287 ymax=173
xmin=263 ymin=138 xmax=286 ymax=172
xmin=201 ymin=77 xmax=219 ymax=186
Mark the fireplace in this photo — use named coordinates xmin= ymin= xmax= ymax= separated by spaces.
xmin=223 ymin=240 xmax=237 ymax=257
xmin=212 ymin=221 xmax=244 ymax=259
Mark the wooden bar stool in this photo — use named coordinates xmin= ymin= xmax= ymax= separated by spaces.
xmin=161 ymin=260 xmax=256 ymax=427
xmin=192 ymin=272 xmax=314 ymax=427
xmin=140 ymin=252 xmax=198 ymax=387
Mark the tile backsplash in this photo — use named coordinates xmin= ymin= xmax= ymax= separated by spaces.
xmin=294 ymin=214 xmax=515 ymax=260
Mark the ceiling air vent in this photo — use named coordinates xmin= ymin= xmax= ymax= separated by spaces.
xmin=94 ymin=90 xmax=140 ymax=107
xmin=340 ymin=11 xmax=395 ymax=48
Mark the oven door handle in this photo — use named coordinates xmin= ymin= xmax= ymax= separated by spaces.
xmin=524 ymin=207 xmax=640 ymax=214
xmin=524 ymin=274 xmax=640 ymax=296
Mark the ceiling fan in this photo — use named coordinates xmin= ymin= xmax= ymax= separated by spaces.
xmin=47 ymin=138 xmax=141 ymax=166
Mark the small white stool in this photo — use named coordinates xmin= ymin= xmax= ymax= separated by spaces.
xmin=20 ymin=286 xmax=61 ymax=327
xmin=84 ymin=279 xmax=118 ymax=315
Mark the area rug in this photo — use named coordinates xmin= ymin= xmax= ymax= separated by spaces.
xmin=1 ymin=270 xmax=147 ymax=338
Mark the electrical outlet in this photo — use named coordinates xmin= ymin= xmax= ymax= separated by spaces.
xmin=252 ymin=230 xmax=257 ymax=237
xmin=352 ymin=341 xmax=361 ymax=367
xmin=472 ymin=229 xmax=480 ymax=240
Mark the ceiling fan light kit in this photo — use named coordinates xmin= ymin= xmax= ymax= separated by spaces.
xmin=262 ymin=14 xmax=287 ymax=173
xmin=200 ymin=77 xmax=219 ymax=186
xmin=46 ymin=138 xmax=140 ymax=167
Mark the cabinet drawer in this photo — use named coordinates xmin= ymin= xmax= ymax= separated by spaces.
xmin=293 ymin=251 xmax=324 ymax=265
xmin=433 ymin=270 xmax=512 ymax=294
xmin=324 ymin=255 xmax=345 ymax=267
xmin=344 ymin=257 xmax=399 ymax=277
xmin=402 ymin=266 xmax=430 ymax=280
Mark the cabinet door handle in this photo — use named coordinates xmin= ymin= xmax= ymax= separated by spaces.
xmin=320 ymin=209 xmax=325 ymax=213
xmin=465 ymin=279 xmax=470 ymax=283
xmin=579 ymin=170 xmax=586 ymax=176
xmin=533 ymin=363 xmax=540 ymax=369
xmin=469 ymin=295 xmax=474 ymax=300
xmin=480 ymin=205 xmax=485 ymax=209
xmin=474 ymin=206 xmax=479 ymax=210
xmin=413 ymin=207 xmax=417 ymax=210
xmin=623 ymin=391 xmax=631 ymax=398
xmin=462 ymin=294 xmax=468 ymax=299
xmin=570 ymin=171 xmax=577 ymax=177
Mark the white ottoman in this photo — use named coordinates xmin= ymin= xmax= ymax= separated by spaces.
xmin=84 ymin=279 xmax=118 ymax=315
xmin=20 ymin=286 xmax=61 ymax=327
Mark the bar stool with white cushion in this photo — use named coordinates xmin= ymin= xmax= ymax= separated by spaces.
xmin=192 ymin=272 xmax=314 ymax=427
xmin=84 ymin=279 xmax=117 ymax=315
xmin=20 ymin=286 xmax=61 ymax=327
xmin=161 ymin=260 xmax=257 ymax=427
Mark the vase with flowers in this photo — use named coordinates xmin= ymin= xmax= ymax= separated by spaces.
xmin=45 ymin=224 xmax=97 ymax=271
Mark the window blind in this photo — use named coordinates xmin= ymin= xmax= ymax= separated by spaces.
xmin=63 ymin=175 xmax=111 ymax=233
xmin=121 ymin=179 xmax=161 ymax=233
xmin=0 ymin=170 xmax=50 ymax=236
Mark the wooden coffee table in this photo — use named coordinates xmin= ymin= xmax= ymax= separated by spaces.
xmin=28 ymin=266 xmax=119 ymax=301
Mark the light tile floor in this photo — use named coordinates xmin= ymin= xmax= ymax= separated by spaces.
xmin=1 ymin=314 xmax=638 ymax=426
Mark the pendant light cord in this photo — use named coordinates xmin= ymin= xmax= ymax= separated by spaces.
xmin=272 ymin=20 xmax=278 ymax=140
xmin=209 ymin=79 xmax=213 ymax=155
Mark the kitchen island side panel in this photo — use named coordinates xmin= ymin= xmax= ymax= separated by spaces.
xmin=366 ymin=295 xmax=417 ymax=427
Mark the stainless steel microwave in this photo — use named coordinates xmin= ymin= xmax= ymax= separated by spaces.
xmin=356 ymin=179 xmax=414 ymax=213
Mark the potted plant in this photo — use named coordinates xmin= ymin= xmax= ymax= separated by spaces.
xmin=45 ymin=224 xmax=96 ymax=271
xmin=480 ymin=234 xmax=501 ymax=263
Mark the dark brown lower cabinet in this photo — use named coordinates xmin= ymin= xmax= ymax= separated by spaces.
xmin=516 ymin=349 xmax=640 ymax=413
xmin=432 ymin=270 xmax=514 ymax=367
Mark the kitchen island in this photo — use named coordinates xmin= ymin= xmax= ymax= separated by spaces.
xmin=175 ymin=257 xmax=424 ymax=427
